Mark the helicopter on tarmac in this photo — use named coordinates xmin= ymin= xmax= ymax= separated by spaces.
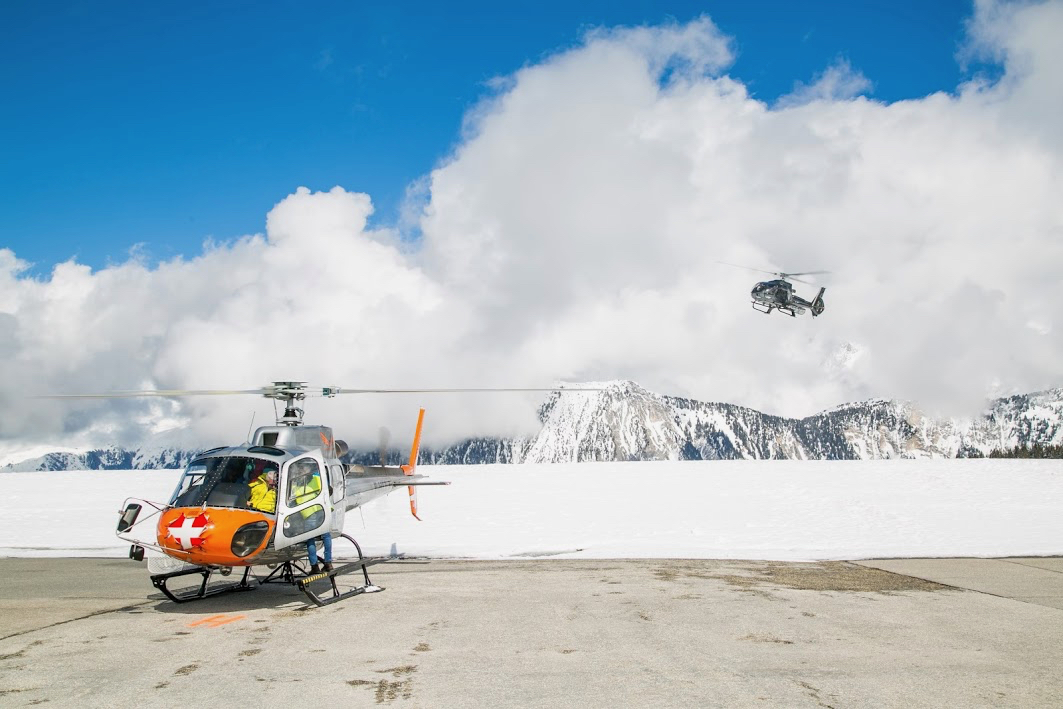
xmin=718 ymin=262 xmax=829 ymax=318
xmin=57 ymin=381 xmax=578 ymax=606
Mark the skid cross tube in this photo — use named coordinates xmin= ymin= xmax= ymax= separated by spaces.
xmin=259 ymin=560 xmax=311 ymax=585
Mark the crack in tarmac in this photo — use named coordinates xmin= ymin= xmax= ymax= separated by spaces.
xmin=0 ymin=601 xmax=155 ymax=642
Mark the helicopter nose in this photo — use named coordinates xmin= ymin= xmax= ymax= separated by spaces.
xmin=158 ymin=508 xmax=274 ymax=565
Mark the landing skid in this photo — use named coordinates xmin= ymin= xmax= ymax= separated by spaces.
xmin=296 ymin=534 xmax=389 ymax=607
xmin=150 ymin=535 xmax=395 ymax=606
xmin=151 ymin=565 xmax=255 ymax=604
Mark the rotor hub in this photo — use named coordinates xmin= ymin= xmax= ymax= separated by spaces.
xmin=264 ymin=381 xmax=308 ymax=426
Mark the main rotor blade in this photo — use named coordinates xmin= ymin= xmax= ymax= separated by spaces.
xmin=779 ymin=270 xmax=830 ymax=285
xmin=716 ymin=261 xmax=781 ymax=276
xmin=780 ymin=270 xmax=831 ymax=278
xmin=719 ymin=262 xmax=831 ymax=283
xmin=36 ymin=384 xmax=603 ymax=400
xmin=36 ymin=388 xmax=270 ymax=399
xmin=323 ymin=386 xmax=599 ymax=396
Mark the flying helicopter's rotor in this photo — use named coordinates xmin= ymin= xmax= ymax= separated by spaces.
xmin=716 ymin=261 xmax=780 ymax=277
xmin=776 ymin=270 xmax=830 ymax=285
xmin=717 ymin=262 xmax=830 ymax=285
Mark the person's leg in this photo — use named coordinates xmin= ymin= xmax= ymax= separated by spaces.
xmin=322 ymin=534 xmax=332 ymax=562
xmin=306 ymin=539 xmax=319 ymax=567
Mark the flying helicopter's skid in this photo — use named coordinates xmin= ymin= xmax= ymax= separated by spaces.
xmin=751 ymin=301 xmax=798 ymax=317
xmin=150 ymin=565 xmax=255 ymax=604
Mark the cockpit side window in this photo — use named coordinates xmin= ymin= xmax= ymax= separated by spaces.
xmin=171 ymin=462 xmax=208 ymax=506
xmin=286 ymin=458 xmax=323 ymax=507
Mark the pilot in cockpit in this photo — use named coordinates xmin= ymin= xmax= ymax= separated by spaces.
xmin=248 ymin=465 xmax=278 ymax=514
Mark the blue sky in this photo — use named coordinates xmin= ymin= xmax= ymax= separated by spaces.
xmin=3 ymin=0 xmax=1062 ymax=449
xmin=3 ymin=1 xmax=980 ymax=274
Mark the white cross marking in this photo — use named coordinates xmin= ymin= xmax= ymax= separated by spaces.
xmin=168 ymin=515 xmax=208 ymax=550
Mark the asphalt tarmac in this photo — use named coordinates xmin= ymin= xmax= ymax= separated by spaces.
xmin=1 ymin=557 xmax=1061 ymax=708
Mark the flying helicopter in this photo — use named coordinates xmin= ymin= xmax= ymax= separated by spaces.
xmin=54 ymin=381 xmax=582 ymax=606
xmin=718 ymin=262 xmax=829 ymax=317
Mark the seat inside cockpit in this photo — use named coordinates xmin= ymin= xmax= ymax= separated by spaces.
xmin=171 ymin=455 xmax=270 ymax=510
xmin=205 ymin=482 xmax=251 ymax=508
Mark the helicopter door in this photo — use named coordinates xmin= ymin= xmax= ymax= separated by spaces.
xmin=274 ymin=454 xmax=330 ymax=551
xmin=328 ymin=464 xmax=346 ymax=533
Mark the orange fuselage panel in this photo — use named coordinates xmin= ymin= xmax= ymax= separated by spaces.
xmin=157 ymin=507 xmax=274 ymax=566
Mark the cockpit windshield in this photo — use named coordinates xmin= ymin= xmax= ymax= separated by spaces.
xmin=170 ymin=455 xmax=279 ymax=511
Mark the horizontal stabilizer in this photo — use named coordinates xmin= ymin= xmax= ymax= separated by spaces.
xmin=347 ymin=464 xmax=409 ymax=478
xmin=387 ymin=477 xmax=449 ymax=488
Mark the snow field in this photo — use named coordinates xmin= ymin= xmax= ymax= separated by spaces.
xmin=0 ymin=459 xmax=1060 ymax=561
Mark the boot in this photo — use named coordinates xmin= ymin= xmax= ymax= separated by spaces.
xmin=310 ymin=563 xmax=321 ymax=575
xmin=322 ymin=562 xmax=333 ymax=572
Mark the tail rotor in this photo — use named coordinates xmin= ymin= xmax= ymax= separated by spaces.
xmin=812 ymin=287 xmax=826 ymax=316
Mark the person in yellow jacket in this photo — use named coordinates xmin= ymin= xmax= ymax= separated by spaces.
xmin=290 ymin=462 xmax=332 ymax=573
xmin=248 ymin=466 xmax=278 ymax=513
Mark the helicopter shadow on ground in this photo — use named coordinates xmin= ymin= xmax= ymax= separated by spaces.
xmin=133 ymin=571 xmax=337 ymax=615
xmin=138 ymin=586 xmax=318 ymax=614
xmin=129 ymin=558 xmax=433 ymax=615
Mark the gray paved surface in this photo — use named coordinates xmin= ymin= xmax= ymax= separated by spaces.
xmin=1 ymin=558 xmax=1062 ymax=708
xmin=855 ymin=557 xmax=1063 ymax=610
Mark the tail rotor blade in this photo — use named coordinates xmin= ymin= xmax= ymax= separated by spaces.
xmin=400 ymin=409 xmax=427 ymax=521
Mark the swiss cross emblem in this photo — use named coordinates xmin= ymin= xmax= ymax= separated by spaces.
xmin=167 ymin=513 xmax=210 ymax=550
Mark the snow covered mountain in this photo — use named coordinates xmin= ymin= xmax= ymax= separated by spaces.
xmin=463 ymin=381 xmax=1063 ymax=463
xmin=2 ymin=446 xmax=200 ymax=472
xmin=5 ymin=381 xmax=1063 ymax=470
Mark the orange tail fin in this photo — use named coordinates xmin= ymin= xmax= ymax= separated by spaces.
xmin=400 ymin=408 xmax=426 ymax=520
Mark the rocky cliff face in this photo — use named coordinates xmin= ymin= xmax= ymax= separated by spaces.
xmin=6 ymin=381 xmax=1062 ymax=469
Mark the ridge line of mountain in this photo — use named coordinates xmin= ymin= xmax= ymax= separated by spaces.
xmin=4 ymin=380 xmax=1061 ymax=470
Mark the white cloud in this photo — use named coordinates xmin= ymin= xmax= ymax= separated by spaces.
xmin=3 ymin=2 xmax=1062 ymax=453
xmin=960 ymin=0 xmax=1063 ymax=147
xmin=777 ymin=58 xmax=873 ymax=107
